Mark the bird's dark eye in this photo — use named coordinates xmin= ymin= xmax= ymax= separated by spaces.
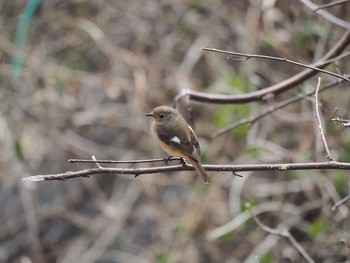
xmin=159 ymin=114 xmax=165 ymax=119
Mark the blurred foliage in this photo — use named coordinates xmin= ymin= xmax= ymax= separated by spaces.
xmin=1 ymin=0 xmax=350 ymax=262
xmin=214 ymin=104 xmax=250 ymax=137
xmin=14 ymin=139 xmax=25 ymax=162
xmin=293 ymin=19 xmax=324 ymax=50
xmin=308 ymin=218 xmax=328 ymax=242
xmin=332 ymin=170 xmax=348 ymax=196
xmin=259 ymin=252 xmax=273 ymax=263
xmin=156 ymin=252 xmax=170 ymax=263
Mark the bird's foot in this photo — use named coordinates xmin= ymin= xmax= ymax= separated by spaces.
xmin=179 ymin=158 xmax=187 ymax=166
xmin=163 ymin=156 xmax=173 ymax=164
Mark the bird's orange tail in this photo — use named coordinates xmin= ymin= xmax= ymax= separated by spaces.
xmin=188 ymin=158 xmax=210 ymax=184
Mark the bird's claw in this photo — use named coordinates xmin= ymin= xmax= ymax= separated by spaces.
xmin=163 ymin=156 xmax=173 ymax=164
xmin=179 ymin=158 xmax=187 ymax=166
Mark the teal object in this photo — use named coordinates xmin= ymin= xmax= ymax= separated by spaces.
xmin=11 ymin=0 xmax=41 ymax=80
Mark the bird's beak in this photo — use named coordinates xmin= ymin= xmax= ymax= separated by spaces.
xmin=145 ymin=112 xmax=153 ymax=117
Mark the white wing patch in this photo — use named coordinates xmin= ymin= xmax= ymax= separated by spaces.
xmin=188 ymin=125 xmax=194 ymax=134
xmin=170 ymin=136 xmax=181 ymax=144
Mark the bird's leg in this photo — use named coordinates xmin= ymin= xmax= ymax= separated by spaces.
xmin=179 ymin=158 xmax=187 ymax=166
xmin=163 ymin=156 xmax=187 ymax=166
xmin=163 ymin=156 xmax=173 ymax=164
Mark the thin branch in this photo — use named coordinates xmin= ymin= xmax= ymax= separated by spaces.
xmin=69 ymin=157 xmax=183 ymax=164
xmin=314 ymin=0 xmax=350 ymax=11
xmin=331 ymin=108 xmax=350 ymax=127
xmin=245 ymin=203 xmax=316 ymax=263
xmin=331 ymin=193 xmax=350 ymax=211
xmin=314 ymin=77 xmax=333 ymax=161
xmin=23 ymin=161 xmax=350 ymax=182
xmin=204 ymin=48 xmax=350 ymax=83
xmin=300 ymin=0 xmax=350 ymax=30
xmin=211 ymin=76 xmax=348 ymax=139
xmin=174 ymin=31 xmax=350 ymax=105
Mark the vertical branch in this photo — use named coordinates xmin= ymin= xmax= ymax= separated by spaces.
xmin=314 ymin=77 xmax=334 ymax=161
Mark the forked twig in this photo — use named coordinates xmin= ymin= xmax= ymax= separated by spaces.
xmin=245 ymin=202 xmax=315 ymax=263
xmin=300 ymin=0 xmax=350 ymax=30
xmin=314 ymin=0 xmax=350 ymax=11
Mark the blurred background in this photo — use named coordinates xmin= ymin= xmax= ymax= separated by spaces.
xmin=1 ymin=0 xmax=350 ymax=262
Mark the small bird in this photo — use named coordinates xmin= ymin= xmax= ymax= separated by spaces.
xmin=146 ymin=106 xmax=210 ymax=184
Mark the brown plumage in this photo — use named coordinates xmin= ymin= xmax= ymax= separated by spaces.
xmin=146 ymin=106 xmax=210 ymax=184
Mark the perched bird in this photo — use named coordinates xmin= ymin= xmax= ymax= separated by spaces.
xmin=146 ymin=106 xmax=210 ymax=184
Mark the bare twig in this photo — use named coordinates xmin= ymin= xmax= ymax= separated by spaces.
xmin=69 ymin=157 xmax=183 ymax=164
xmin=300 ymin=0 xmax=350 ymax=30
xmin=245 ymin=202 xmax=316 ymax=263
xmin=212 ymin=76 xmax=348 ymax=139
xmin=331 ymin=193 xmax=350 ymax=211
xmin=174 ymin=31 xmax=350 ymax=105
xmin=204 ymin=48 xmax=350 ymax=83
xmin=23 ymin=161 xmax=350 ymax=182
xmin=331 ymin=108 xmax=350 ymax=127
xmin=314 ymin=0 xmax=350 ymax=11
xmin=314 ymin=77 xmax=333 ymax=161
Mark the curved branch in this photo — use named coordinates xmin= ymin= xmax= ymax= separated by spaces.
xmin=175 ymin=30 xmax=350 ymax=104
xmin=300 ymin=0 xmax=350 ymax=30
xmin=23 ymin=161 xmax=350 ymax=182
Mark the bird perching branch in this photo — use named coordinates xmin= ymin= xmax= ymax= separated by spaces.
xmin=22 ymin=157 xmax=350 ymax=182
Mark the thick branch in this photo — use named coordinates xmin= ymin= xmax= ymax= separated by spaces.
xmin=23 ymin=161 xmax=350 ymax=182
xmin=175 ymin=30 xmax=350 ymax=104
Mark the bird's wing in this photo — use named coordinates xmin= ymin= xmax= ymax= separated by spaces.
xmin=188 ymin=124 xmax=201 ymax=156
xmin=156 ymin=122 xmax=198 ymax=160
